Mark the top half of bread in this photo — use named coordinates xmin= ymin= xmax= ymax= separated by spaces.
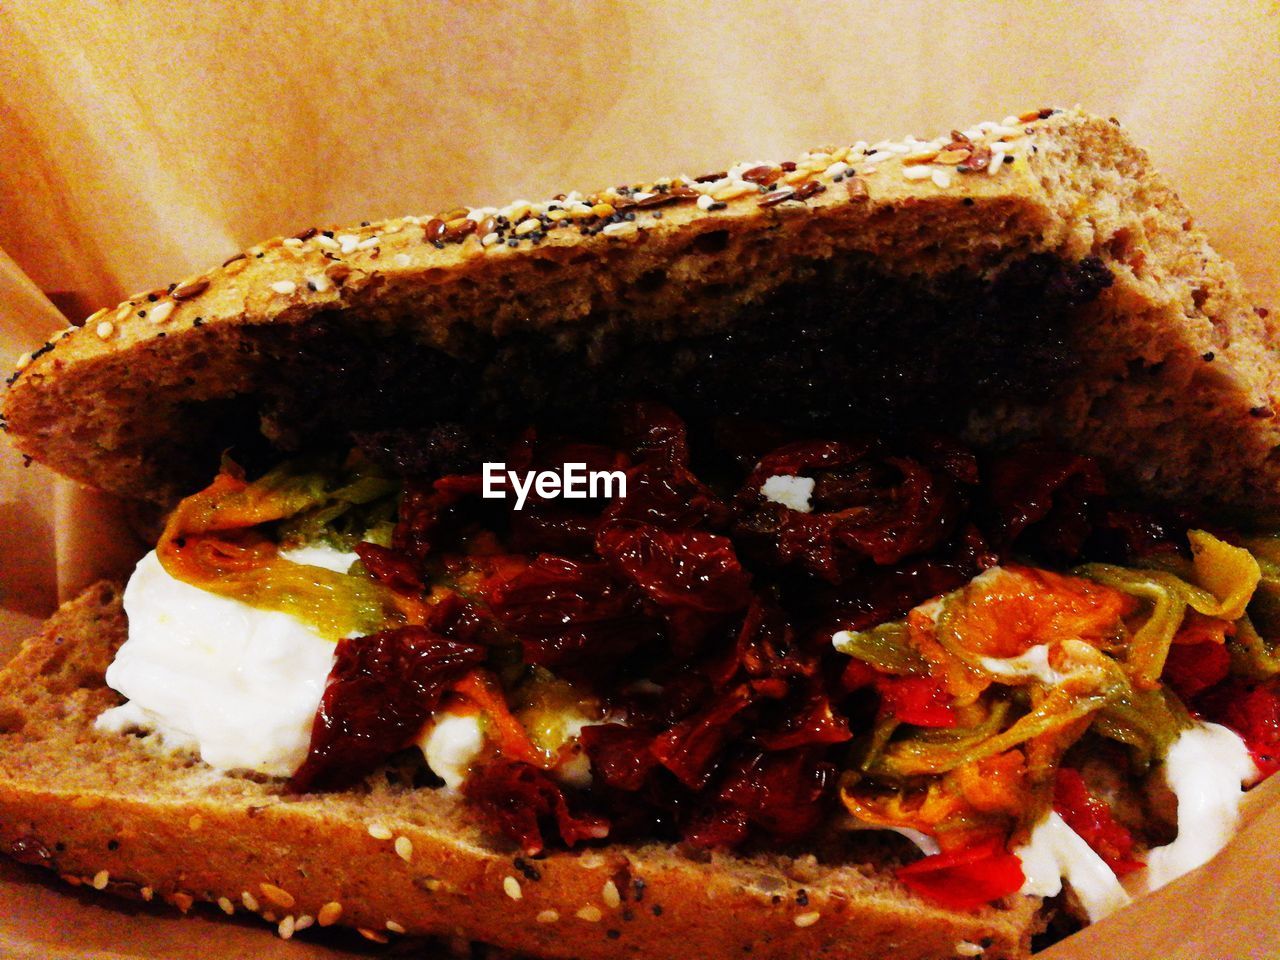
xmin=3 ymin=108 xmax=1276 ymax=515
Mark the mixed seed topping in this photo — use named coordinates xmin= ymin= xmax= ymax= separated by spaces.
xmin=6 ymin=109 xmax=1057 ymax=385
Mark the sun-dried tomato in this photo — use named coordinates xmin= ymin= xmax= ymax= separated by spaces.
xmin=1052 ymin=767 xmax=1143 ymax=876
xmin=486 ymin=555 xmax=663 ymax=675
xmin=290 ymin=624 xmax=487 ymax=792
xmin=686 ymin=749 xmax=836 ymax=847
xmin=706 ymin=596 xmax=814 ymax=690
xmin=392 ymin=478 xmax=471 ymax=562
xmin=580 ymin=723 xmax=660 ymax=791
xmin=651 ymin=680 xmax=787 ymax=789
xmin=734 ymin=441 xmax=964 ymax=584
xmin=603 ymin=461 xmax=731 ymax=530
xmin=895 ymin=836 xmax=1026 ymax=910
xmin=985 ymin=446 xmax=1105 ymax=563
xmin=596 ymin=524 xmax=752 ymax=654
xmin=355 ymin=541 xmax=426 ymax=593
xmin=755 ymin=690 xmax=853 ymax=751
xmin=464 ymin=760 xmax=610 ymax=855
xmin=615 ymin=401 xmax=691 ymax=470
xmin=509 ymin=504 xmax=601 ymax=555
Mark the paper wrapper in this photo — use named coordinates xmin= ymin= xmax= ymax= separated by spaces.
xmin=2 ymin=2 xmax=1278 ymax=956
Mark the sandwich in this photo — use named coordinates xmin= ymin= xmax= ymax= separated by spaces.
xmin=2 ymin=107 xmax=1278 ymax=960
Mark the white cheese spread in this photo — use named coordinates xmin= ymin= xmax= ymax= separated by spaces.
xmin=1134 ymin=722 xmax=1258 ymax=893
xmin=1014 ymin=811 xmax=1132 ymax=923
xmin=760 ymin=474 xmax=815 ymax=513
xmin=416 ymin=711 xmax=487 ymax=789
xmin=96 ymin=548 xmax=345 ymax=777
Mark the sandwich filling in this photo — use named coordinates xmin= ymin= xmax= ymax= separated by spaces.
xmin=95 ymin=404 xmax=1280 ymax=921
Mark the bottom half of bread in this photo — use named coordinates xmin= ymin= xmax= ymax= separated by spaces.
xmin=0 ymin=582 xmax=1043 ymax=959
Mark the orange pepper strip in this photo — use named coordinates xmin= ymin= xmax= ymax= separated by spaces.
xmin=452 ymin=670 xmax=556 ymax=770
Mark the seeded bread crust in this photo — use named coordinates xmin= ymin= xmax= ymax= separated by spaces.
xmin=4 ymin=108 xmax=1275 ymax=514
xmin=0 ymin=582 xmax=1041 ymax=959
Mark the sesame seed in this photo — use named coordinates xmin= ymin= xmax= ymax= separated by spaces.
xmin=95 ymin=320 xmax=114 ymax=339
xmin=602 ymin=879 xmax=622 ymax=909
xmin=357 ymin=236 xmax=380 ymax=250
xmin=315 ymin=234 xmax=340 ymax=251
xmin=270 ymin=280 xmax=297 ymax=295
xmin=696 ymin=193 xmax=715 ymax=210
xmin=317 ymin=901 xmax=343 ymax=926
xmin=601 ymin=221 xmax=636 ymax=237
xmin=395 ymin=835 xmax=414 ymax=862
xmin=149 ymin=301 xmax=175 ymax=324
xmin=503 ymin=875 xmax=523 ymax=900
xmin=931 ymin=168 xmax=953 ymax=189
xmin=956 ymin=942 xmax=985 ymax=957
xmin=140 ymin=886 xmax=153 ymax=902
xmin=282 ymin=237 xmax=304 ymax=248
xmin=114 ymin=303 xmax=133 ymax=322
xmin=242 ymin=890 xmax=259 ymax=912
xmin=536 ymin=909 xmax=560 ymax=924
xmin=305 ymin=273 xmax=332 ymax=293
xmin=394 ymin=252 xmax=412 ymax=267
xmin=294 ymin=915 xmax=314 ymax=931
xmin=386 ymin=920 xmax=406 ymax=934
xmin=794 ymin=911 xmax=821 ymax=928
xmin=481 ymin=231 xmax=500 ymax=247
xmin=902 ymin=165 xmax=933 ymax=181
xmin=278 ymin=916 xmax=295 ymax=940
xmin=515 ymin=218 xmax=540 ymax=236
xmin=576 ymin=905 xmax=603 ymax=922
xmin=14 ymin=352 xmax=31 ymax=372
xmin=260 ymin=882 xmax=296 ymax=909
xmin=358 ymin=928 xmax=390 ymax=944
xmin=217 ymin=896 xmax=235 ymax=915
xmin=92 ymin=870 xmax=109 ymax=890
xmin=338 ymin=234 xmax=360 ymax=254
xmin=367 ymin=822 xmax=393 ymax=840
xmin=711 ymin=183 xmax=753 ymax=202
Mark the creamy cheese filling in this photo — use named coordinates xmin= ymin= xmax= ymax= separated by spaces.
xmin=1014 ymin=811 xmax=1132 ymax=923
xmin=1129 ymin=722 xmax=1258 ymax=894
xmin=96 ymin=548 xmax=354 ymax=777
xmin=978 ymin=643 xmax=1066 ymax=685
xmin=98 ymin=547 xmax=605 ymax=789
xmin=416 ymin=712 xmax=487 ymax=790
xmin=760 ymin=474 xmax=815 ymax=513
xmin=1014 ymin=722 xmax=1258 ymax=922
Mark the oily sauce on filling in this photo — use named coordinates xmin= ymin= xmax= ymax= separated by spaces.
xmin=158 ymin=402 xmax=1280 ymax=911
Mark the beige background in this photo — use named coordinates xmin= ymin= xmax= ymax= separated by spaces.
xmin=1 ymin=0 xmax=1278 ymax=956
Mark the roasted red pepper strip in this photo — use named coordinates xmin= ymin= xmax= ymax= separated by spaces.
xmin=1197 ymin=678 xmax=1280 ymax=778
xmin=1162 ymin=640 xmax=1231 ymax=702
xmin=896 ymin=837 xmax=1025 ymax=910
